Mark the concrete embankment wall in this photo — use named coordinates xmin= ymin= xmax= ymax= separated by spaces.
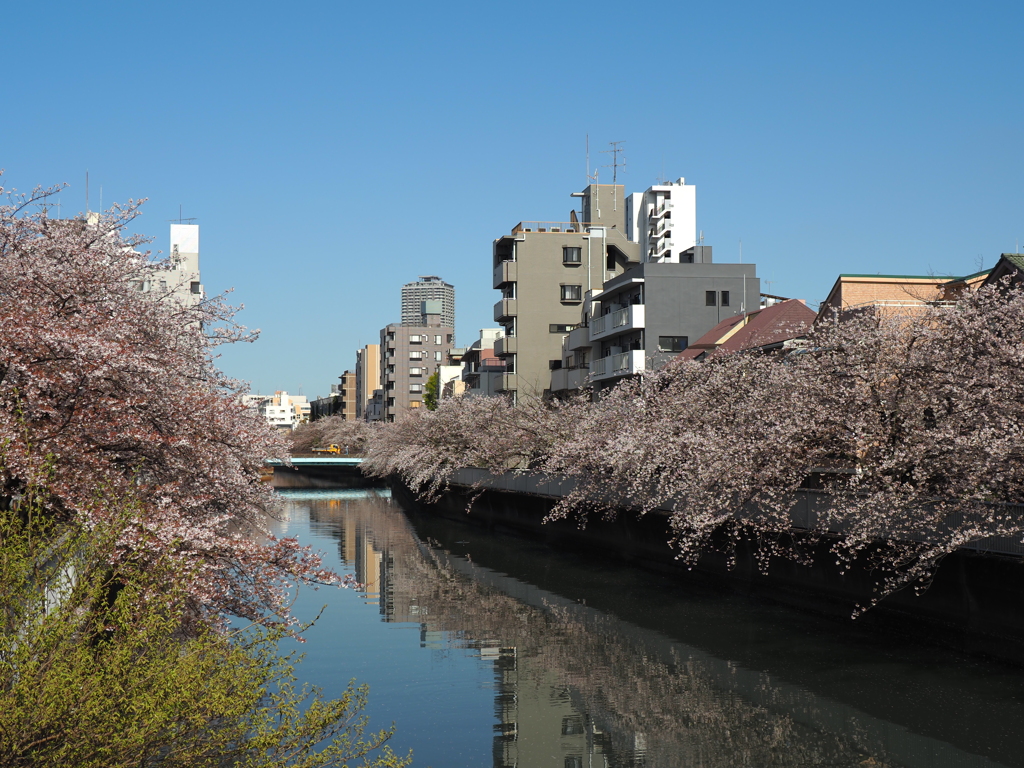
xmin=390 ymin=470 xmax=1024 ymax=664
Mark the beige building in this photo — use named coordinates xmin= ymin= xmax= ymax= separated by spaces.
xmin=492 ymin=184 xmax=640 ymax=399
xmin=355 ymin=344 xmax=381 ymax=421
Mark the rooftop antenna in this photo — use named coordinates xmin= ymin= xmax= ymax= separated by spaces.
xmin=601 ymin=141 xmax=626 ymax=211
xmin=168 ymin=204 xmax=197 ymax=224
xmin=585 ymin=134 xmax=590 ymax=183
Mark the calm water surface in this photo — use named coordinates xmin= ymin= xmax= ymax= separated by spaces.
xmin=273 ymin=489 xmax=1024 ymax=768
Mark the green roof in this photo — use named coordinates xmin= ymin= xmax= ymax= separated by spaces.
xmin=838 ymin=274 xmax=955 ymax=280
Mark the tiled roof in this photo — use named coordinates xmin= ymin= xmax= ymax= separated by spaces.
xmin=677 ymin=300 xmax=816 ymax=361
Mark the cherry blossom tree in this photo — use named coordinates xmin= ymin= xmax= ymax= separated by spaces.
xmin=372 ymin=281 xmax=1024 ymax=611
xmin=291 ymin=414 xmax=376 ymax=456
xmin=361 ymin=392 xmax=590 ymax=500
xmin=0 ymin=182 xmax=337 ymax=628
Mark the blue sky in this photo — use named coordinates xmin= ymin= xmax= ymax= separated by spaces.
xmin=3 ymin=1 xmax=1022 ymax=396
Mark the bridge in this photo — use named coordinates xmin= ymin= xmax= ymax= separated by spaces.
xmin=264 ymin=457 xmax=383 ymax=489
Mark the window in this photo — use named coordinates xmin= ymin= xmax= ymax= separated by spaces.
xmin=387 ymin=365 xmax=395 ymax=374
xmin=562 ymin=246 xmax=582 ymax=264
xmin=434 ymin=350 xmax=442 ymax=361
xmin=159 ymin=280 xmax=168 ymax=291
xmin=190 ymin=281 xmax=201 ymax=294
xmin=549 ymin=359 xmax=563 ymax=370
xmin=721 ymin=290 xmax=730 ymax=307
xmin=386 ymin=381 xmax=395 ymax=391
xmin=410 ymin=384 xmax=423 ymax=393
xmin=561 ymin=716 xmax=584 ymax=736
xmin=434 ymin=335 xmax=442 ymax=345
xmin=706 ymin=290 xmax=717 ymax=306
xmin=409 ymin=335 xmax=423 ymax=344
xmin=560 ymin=284 xmax=582 ymax=302
xmin=409 ymin=401 xmax=421 ymax=408
xmin=447 ymin=334 xmax=454 ymax=343
xmin=659 ymin=336 xmax=689 ymax=352
xmin=410 ymin=367 xmax=423 ymax=376
xmin=549 ymin=323 xmax=573 ymax=333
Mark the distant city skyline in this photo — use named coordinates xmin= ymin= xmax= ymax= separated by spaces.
xmin=3 ymin=1 xmax=1021 ymax=395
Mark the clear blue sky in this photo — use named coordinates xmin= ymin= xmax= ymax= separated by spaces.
xmin=4 ymin=1 xmax=1022 ymax=397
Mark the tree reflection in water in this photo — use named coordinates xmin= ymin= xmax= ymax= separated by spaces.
xmin=284 ymin=491 xmax=1006 ymax=768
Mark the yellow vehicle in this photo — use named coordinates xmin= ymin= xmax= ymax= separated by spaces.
xmin=311 ymin=444 xmax=341 ymax=455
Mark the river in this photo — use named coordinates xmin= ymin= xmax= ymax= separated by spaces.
xmin=272 ymin=488 xmax=1024 ymax=768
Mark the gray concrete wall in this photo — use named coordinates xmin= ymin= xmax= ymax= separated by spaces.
xmin=642 ymin=261 xmax=760 ymax=364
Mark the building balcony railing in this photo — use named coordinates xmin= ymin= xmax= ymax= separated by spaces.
xmin=494 ymin=336 xmax=517 ymax=356
xmin=648 ymin=240 xmax=674 ymax=259
xmin=590 ymin=304 xmax=645 ymax=342
xmin=493 ymin=298 xmax=517 ymax=322
xmin=650 ymin=201 xmax=673 ymax=219
xmin=591 ymin=350 xmax=646 ymax=382
xmin=510 ymin=221 xmax=590 ymax=235
xmin=493 ymin=259 xmax=518 ymax=289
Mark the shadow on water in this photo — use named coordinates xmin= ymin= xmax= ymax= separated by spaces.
xmin=275 ymin=489 xmax=1024 ymax=768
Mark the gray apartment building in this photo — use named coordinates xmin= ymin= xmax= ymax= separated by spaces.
xmin=550 ymin=249 xmax=760 ymax=395
xmin=380 ymin=300 xmax=454 ymax=421
xmin=401 ymin=276 xmax=455 ymax=331
xmin=492 ymin=184 xmax=640 ymax=399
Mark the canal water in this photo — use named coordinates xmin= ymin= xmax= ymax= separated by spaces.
xmin=272 ymin=488 xmax=1024 ymax=768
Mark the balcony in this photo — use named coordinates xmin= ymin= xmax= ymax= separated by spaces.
xmin=493 ymin=298 xmax=517 ymax=322
xmin=565 ymin=325 xmax=590 ymax=351
xmin=494 ymin=336 xmax=517 ymax=356
xmin=591 ymin=350 xmax=645 ymax=382
xmin=493 ymin=260 xmax=518 ymax=289
xmin=590 ymin=304 xmax=645 ymax=342
xmin=650 ymin=201 xmax=673 ymax=219
xmin=498 ymin=373 xmax=517 ymax=392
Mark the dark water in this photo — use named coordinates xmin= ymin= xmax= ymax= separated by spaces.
xmin=273 ymin=489 xmax=1024 ymax=768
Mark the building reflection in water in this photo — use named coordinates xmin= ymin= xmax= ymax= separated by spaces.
xmin=283 ymin=490 xmax=1015 ymax=768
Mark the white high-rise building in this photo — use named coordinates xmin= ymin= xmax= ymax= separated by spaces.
xmin=626 ymin=178 xmax=698 ymax=263
xmin=167 ymin=224 xmax=204 ymax=306
xmin=401 ymin=276 xmax=455 ymax=332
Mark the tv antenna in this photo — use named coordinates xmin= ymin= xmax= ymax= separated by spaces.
xmin=601 ymin=141 xmax=625 ymax=211
xmin=601 ymin=141 xmax=626 ymax=183
xmin=168 ymin=204 xmax=197 ymax=224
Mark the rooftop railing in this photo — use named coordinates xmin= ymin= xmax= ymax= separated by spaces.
xmin=511 ymin=221 xmax=591 ymax=235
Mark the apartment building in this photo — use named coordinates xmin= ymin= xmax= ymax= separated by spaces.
xmin=460 ymin=328 xmax=506 ymax=397
xmin=550 ymin=252 xmax=760 ymax=395
xmin=310 ymin=372 xmax=358 ymax=421
xmin=492 ymin=184 xmax=640 ymax=399
xmin=355 ymin=344 xmax=381 ymax=420
xmin=252 ymin=391 xmax=309 ymax=431
xmin=401 ymin=276 xmax=455 ymax=331
xmin=380 ymin=300 xmax=454 ymax=421
xmin=626 ymin=178 xmax=698 ymax=263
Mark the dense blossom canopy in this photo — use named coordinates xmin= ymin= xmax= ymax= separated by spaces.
xmin=0 ymin=184 xmax=337 ymax=626
xmin=364 ymin=284 xmax=1024 ymax=611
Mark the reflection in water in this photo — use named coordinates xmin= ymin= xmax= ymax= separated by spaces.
xmin=278 ymin=490 xmax=1022 ymax=768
